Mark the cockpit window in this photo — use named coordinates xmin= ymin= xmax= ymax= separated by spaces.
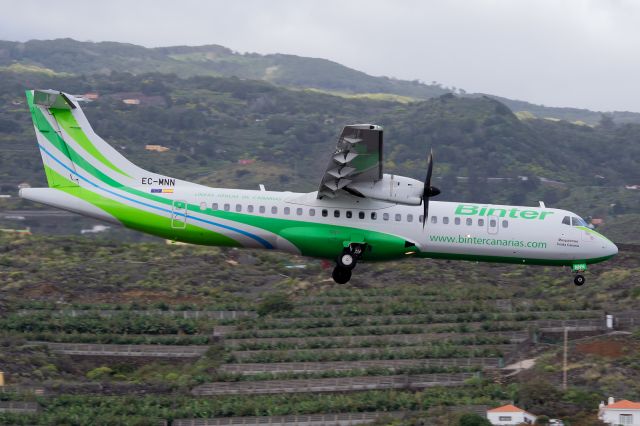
xmin=571 ymin=216 xmax=588 ymax=227
xmin=563 ymin=215 xmax=588 ymax=227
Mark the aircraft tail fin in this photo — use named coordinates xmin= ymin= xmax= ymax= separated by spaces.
xmin=26 ymin=89 xmax=147 ymax=189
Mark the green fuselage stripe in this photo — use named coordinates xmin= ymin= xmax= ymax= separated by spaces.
xmin=45 ymin=166 xmax=240 ymax=247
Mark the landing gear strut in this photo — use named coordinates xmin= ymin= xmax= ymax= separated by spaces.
xmin=332 ymin=244 xmax=365 ymax=284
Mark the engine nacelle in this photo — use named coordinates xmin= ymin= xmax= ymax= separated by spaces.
xmin=347 ymin=174 xmax=423 ymax=205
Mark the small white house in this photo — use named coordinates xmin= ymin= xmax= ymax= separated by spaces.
xmin=487 ymin=404 xmax=537 ymax=425
xmin=599 ymin=397 xmax=640 ymax=425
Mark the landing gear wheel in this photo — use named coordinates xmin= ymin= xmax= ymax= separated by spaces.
xmin=338 ymin=251 xmax=356 ymax=269
xmin=332 ymin=266 xmax=352 ymax=284
xmin=574 ymin=274 xmax=585 ymax=286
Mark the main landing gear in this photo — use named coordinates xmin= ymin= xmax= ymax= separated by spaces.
xmin=574 ymin=274 xmax=585 ymax=286
xmin=332 ymin=244 xmax=364 ymax=284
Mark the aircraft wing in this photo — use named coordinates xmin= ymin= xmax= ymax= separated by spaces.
xmin=317 ymin=124 xmax=383 ymax=199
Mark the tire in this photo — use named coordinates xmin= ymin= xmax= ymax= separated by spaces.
xmin=332 ymin=267 xmax=352 ymax=284
xmin=574 ymin=274 xmax=585 ymax=286
xmin=338 ymin=252 xmax=356 ymax=269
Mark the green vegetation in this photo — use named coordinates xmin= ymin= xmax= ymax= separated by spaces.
xmin=0 ymin=232 xmax=638 ymax=424
xmin=257 ymin=292 xmax=294 ymax=317
xmin=0 ymin=38 xmax=639 ymax=425
xmin=0 ymin=386 xmax=512 ymax=425
xmin=1 ymin=55 xmax=639 ymax=230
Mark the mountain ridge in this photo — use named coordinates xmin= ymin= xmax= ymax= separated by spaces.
xmin=2 ymin=38 xmax=639 ymax=125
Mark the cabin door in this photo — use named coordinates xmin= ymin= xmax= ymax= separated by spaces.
xmin=171 ymin=200 xmax=188 ymax=229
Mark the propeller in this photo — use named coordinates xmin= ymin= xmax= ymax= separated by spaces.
xmin=422 ymin=149 xmax=441 ymax=228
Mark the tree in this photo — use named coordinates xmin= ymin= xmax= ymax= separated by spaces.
xmin=598 ymin=113 xmax=615 ymax=130
xmin=458 ymin=413 xmax=492 ymax=426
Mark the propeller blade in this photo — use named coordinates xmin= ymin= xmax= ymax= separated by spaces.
xmin=422 ymin=150 xmax=433 ymax=228
xmin=422 ymin=149 xmax=440 ymax=229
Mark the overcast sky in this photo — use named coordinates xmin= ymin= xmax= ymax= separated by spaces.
xmin=1 ymin=0 xmax=639 ymax=112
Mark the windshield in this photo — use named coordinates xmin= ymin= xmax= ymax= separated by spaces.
xmin=563 ymin=215 xmax=588 ymax=227
xmin=572 ymin=216 xmax=588 ymax=227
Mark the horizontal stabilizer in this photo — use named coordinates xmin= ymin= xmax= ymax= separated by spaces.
xmin=33 ymin=90 xmax=76 ymax=110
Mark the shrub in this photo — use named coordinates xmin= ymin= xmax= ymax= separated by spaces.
xmin=86 ymin=366 xmax=114 ymax=380
xmin=257 ymin=292 xmax=294 ymax=317
xmin=458 ymin=413 xmax=492 ymax=426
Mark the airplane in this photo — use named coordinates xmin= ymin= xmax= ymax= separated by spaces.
xmin=20 ymin=90 xmax=618 ymax=286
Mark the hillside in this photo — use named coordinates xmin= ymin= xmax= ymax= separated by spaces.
xmin=0 ymin=233 xmax=638 ymax=424
xmin=2 ymin=38 xmax=640 ymax=125
xmin=1 ymin=67 xmax=639 ymax=240
xmin=0 ymin=38 xmax=449 ymax=99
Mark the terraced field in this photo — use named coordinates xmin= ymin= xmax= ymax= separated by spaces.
xmin=1 ymin=237 xmax=639 ymax=424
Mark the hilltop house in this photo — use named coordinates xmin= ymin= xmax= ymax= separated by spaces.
xmin=599 ymin=397 xmax=640 ymax=425
xmin=486 ymin=404 xmax=537 ymax=425
xmin=145 ymin=145 xmax=170 ymax=153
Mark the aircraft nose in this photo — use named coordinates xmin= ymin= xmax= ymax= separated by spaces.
xmin=606 ymin=240 xmax=618 ymax=257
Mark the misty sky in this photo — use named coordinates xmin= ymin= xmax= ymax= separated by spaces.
xmin=1 ymin=0 xmax=639 ymax=112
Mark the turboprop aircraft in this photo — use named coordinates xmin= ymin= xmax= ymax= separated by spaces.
xmin=20 ymin=90 xmax=618 ymax=285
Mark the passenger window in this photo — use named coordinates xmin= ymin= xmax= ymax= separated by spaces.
xmin=478 ymin=218 xmax=484 ymax=226
xmin=224 ymin=203 xmax=230 ymax=211
xmin=562 ymin=216 xmax=571 ymax=225
xmin=383 ymin=213 xmax=389 ymax=221
xmin=309 ymin=209 xmax=316 ymax=217
xmin=455 ymin=217 xmax=461 ymax=225
xmin=431 ymin=216 xmax=437 ymax=224
xmin=259 ymin=206 xmax=266 ymax=214
xmin=346 ymin=211 xmax=352 ymax=219
xmin=407 ymin=214 xmax=413 ymax=222
xmin=466 ymin=218 xmax=472 ymax=226
xmin=271 ymin=206 xmax=278 ymax=214
xmin=334 ymin=210 xmax=340 ymax=218
xmin=490 ymin=219 xmax=497 ymax=227
xmin=359 ymin=211 xmax=365 ymax=219
xmin=235 ymin=204 xmax=242 ymax=212
xmin=212 ymin=203 xmax=219 ymax=210
xmin=296 ymin=208 xmax=303 ymax=216
xmin=322 ymin=209 xmax=328 ymax=217
xmin=371 ymin=212 xmax=377 ymax=220
xmin=199 ymin=202 xmax=207 ymax=211
xmin=395 ymin=214 xmax=401 ymax=222
xmin=443 ymin=217 xmax=449 ymax=224
xmin=284 ymin=207 xmax=290 ymax=215
xmin=502 ymin=220 xmax=508 ymax=228
xmin=247 ymin=205 xmax=254 ymax=213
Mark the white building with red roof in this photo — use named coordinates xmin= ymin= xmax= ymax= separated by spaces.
xmin=599 ymin=397 xmax=640 ymax=425
xmin=486 ymin=404 xmax=537 ymax=425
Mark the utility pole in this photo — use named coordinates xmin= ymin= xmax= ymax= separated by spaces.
xmin=563 ymin=327 xmax=568 ymax=391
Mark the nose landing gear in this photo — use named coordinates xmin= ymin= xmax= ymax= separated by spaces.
xmin=572 ymin=263 xmax=587 ymax=286
xmin=332 ymin=244 xmax=365 ymax=284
